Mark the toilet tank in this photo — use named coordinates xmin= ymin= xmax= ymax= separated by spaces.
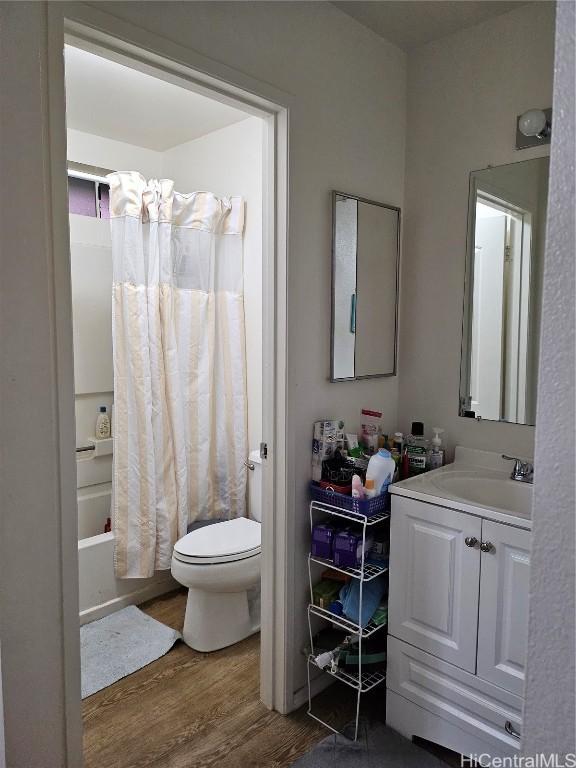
xmin=248 ymin=449 xmax=263 ymax=523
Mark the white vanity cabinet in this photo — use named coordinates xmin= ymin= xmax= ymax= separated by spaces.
xmin=476 ymin=519 xmax=530 ymax=697
xmin=387 ymin=492 xmax=531 ymax=758
xmin=388 ymin=497 xmax=482 ymax=672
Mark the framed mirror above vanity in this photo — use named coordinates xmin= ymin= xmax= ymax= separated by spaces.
xmin=330 ymin=191 xmax=400 ymax=381
xmin=460 ymin=157 xmax=550 ymax=426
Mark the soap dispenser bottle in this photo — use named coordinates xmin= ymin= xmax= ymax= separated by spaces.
xmin=427 ymin=427 xmax=445 ymax=470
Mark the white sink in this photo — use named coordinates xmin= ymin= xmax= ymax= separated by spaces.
xmin=429 ymin=469 xmax=532 ymax=518
xmin=390 ymin=447 xmax=533 ymax=523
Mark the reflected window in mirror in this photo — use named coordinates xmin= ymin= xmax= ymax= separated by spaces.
xmin=331 ymin=192 xmax=400 ymax=381
xmin=460 ymin=157 xmax=549 ymax=425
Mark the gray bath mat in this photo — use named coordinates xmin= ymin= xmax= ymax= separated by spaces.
xmin=291 ymin=721 xmax=448 ymax=767
xmin=80 ymin=605 xmax=181 ymax=698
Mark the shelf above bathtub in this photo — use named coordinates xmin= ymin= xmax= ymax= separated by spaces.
xmin=86 ymin=436 xmax=113 ymax=457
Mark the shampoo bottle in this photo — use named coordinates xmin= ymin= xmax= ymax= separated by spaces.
xmin=96 ymin=406 xmax=111 ymax=439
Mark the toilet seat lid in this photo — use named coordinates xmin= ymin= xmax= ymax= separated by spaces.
xmin=173 ymin=518 xmax=261 ymax=563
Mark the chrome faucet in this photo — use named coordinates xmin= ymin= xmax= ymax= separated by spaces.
xmin=502 ymin=455 xmax=534 ymax=483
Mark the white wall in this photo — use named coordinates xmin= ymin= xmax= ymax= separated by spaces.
xmin=523 ymin=0 xmax=576 ymax=756
xmin=162 ymin=117 xmax=264 ymax=455
xmin=67 ymin=127 xmax=163 ymax=177
xmin=69 ymin=213 xmax=115 ymax=528
xmin=399 ymin=2 xmax=555 ymax=459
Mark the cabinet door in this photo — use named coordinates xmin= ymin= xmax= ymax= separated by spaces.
xmin=389 ymin=496 xmax=482 ymax=672
xmin=477 ymin=520 xmax=530 ymax=696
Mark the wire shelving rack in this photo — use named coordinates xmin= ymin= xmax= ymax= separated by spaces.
xmin=306 ymin=497 xmax=390 ymax=741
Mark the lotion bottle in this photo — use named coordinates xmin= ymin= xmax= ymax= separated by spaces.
xmin=96 ymin=406 xmax=111 ymax=439
xmin=352 ymin=474 xmax=365 ymax=499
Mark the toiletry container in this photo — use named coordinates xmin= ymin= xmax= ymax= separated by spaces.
xmin=364 ymin=478 xmax=376 ymax=498
xmin=311 ymin=524 xmax=336 ymax=560
xmin=333 ymin=530 xmax=374 ymax=569
xmin=427 ymin=427 xmax=445 ymax=470
xmin=366 ymin=449 xmax=396 ymax=495
xmin=352 ymin=474 xmax=365 ymax=499
xmin=96 ymin=406 xmax=111 ymax=439
xmin=406 ymin=422 xmax=428 ymax=476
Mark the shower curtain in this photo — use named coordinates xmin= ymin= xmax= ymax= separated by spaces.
xmin=108 ymin=172 xmax=248 ymax=578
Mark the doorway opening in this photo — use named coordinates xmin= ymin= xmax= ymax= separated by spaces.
xmin=62 ymin=36 xmax=286 ymax=764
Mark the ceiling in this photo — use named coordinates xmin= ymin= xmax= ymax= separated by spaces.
xmin=64 ymin=46 xmax=249 ymax=151
xmin=333 ymin=1 xmax=532 ymax=51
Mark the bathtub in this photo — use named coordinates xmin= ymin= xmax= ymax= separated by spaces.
xmin=77 ymin=482 xmax=176 ymax=625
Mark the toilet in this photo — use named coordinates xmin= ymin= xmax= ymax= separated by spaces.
xmin=171 ymin=450 xmax=262 ymax=652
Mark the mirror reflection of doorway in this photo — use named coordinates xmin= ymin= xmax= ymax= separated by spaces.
xmin=471 ymin=195 xmax=532 ymax=423
xmin=461 ymin=156 xmax=549 ymax=426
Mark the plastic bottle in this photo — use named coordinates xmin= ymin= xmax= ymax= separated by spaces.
xmin=366 ymin=449 xmax=396 ymax=495
xmin=364 ymin=478 xmax=376 ymax=498
xmin=427 ymin=427 xmax=445 ymax=470
xmin=96 ymin=406 xmax=111 ymax=439
xmin=401 ymin=447 xmax=410 ymax=480
xmin=351 ymin=474 xmax=365 ymax=499
xmin=392 ymin=432 xmax=403 ymax=453
xmin=406 ymin=421 xmax=428 ymax=476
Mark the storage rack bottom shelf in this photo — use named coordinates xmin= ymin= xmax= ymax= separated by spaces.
xmin=308 ymin=656 xmax=386 ymax=693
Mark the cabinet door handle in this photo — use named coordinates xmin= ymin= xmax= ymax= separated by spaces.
xmin=464 ymin=537 xmax=478 ymax=548
xmin=480 ymin=541 xmax=494 ymax=553
xmin=505 ymin=721 xmax=521 ymax=740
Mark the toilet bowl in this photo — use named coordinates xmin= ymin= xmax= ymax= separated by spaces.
xmin=171 ymin=450 xmax=262 ymax=652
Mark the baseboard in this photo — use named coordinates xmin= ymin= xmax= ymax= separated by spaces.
xmin=79 ymin=575 xmax=178 ymax=625
xmin=292 ymin=669 xmax=334 ymax=711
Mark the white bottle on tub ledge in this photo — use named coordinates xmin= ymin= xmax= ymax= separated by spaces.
xmin=95 ymin=406 xmax=111 ymax=439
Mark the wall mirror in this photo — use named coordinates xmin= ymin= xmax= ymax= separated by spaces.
xmin=331 ymin=191 xmax=400 ymax=381
xmin=460 ymin=156 xmax=550 ymax=425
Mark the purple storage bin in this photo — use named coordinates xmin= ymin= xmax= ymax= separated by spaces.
xmin=333 ymin=530 xmax=374 ymax=568
xmin=311 ymin=523 xmax=336 ymax=560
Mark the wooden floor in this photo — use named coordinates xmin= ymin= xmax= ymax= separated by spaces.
xmin=82 ymin=590 xmax=340 ymax=768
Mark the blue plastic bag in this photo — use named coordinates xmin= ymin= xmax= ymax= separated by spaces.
xmin=339 ymin=575 xmax=387 ymax=628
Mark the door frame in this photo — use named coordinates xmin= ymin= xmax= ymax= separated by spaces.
xmin=45 ymin=1 xmax=293 ymax=760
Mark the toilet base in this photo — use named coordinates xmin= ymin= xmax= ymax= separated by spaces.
xmin=182 ymin=587 xmax=260 ymax=652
